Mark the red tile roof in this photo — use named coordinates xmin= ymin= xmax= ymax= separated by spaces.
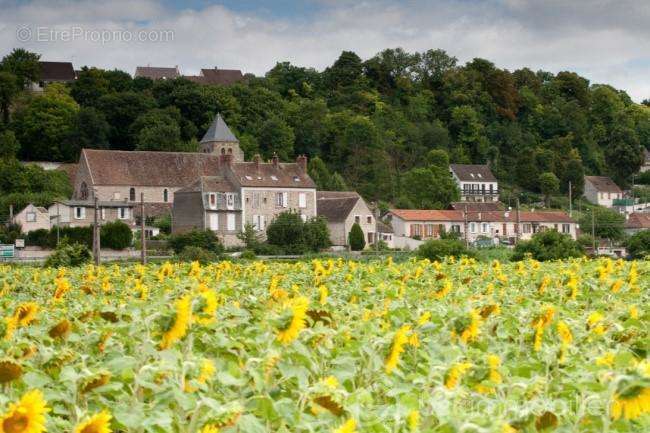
xmin=625 ymin=212 xmax=650 ymax=229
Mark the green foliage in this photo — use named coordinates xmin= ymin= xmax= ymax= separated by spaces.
xmin=0 ymin=48 xmax=41 ymax=89
xmin=512 ymin=230 xmax=584 ymax=261
xmin=304 ymin=217 xmax=331 ymax=252
xmin=44 ymin=241 xmax=91 ymax=268
xmin=636 ymin=170 xmax=650 ymax=185
xmin=416 ymin=239 xmax=473 ymax=261
xmin=626 ymin=230 xmax=650 ymax=259
xmin=51 ymin=226 xmax=93 ymax=248
xmin=239 ymin=249 xmax=257 ymax=260
xmin=266 ymin=211 xmax=306 ymax=254
xmin=0 ymin=223 xmax=21 ymax=244
xmin=25 ymin=228 xmax=49 ymax=247
xmin=168 ymin=229 xmax=224 ymax=255
xmin=100 ymin=220 xmax=133 ymax=250
xmin=538 ymin=172 xmax=560 ymax=206
xmin=400 ymin=164 xmax=460 ymax=209
xmin=175 ymin=246 xmax=219 ymax=264
xmin=577 ymin=207 xmax=625 ymax=241
xmin=0 ymin=130 xmax=19 ymax=159
xmin=237 ymin=223 xmax=262 ymax=250
xmin=152 ymin=214 xmax=172 ymax=235
xmin=0 ymin=71 xmax=19 ymax=124
xmin=348 ymin=222 xmax=366 ymax=251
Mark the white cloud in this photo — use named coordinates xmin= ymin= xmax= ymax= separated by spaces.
xmin=0 ymin=0 xmax=647 ymax=101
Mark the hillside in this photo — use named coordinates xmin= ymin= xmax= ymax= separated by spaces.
xmin=1 ymin=47 xmax=649 ymax=210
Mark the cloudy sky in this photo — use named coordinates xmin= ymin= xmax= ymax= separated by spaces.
xmin=1 ymin=0 xmax=649 ymax=101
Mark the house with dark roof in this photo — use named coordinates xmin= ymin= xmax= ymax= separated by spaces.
xmin=449 ymin=164 xmax=499 ymax=202
xmin=625 ymin=212 xmax=650 ymax=235
xmin=134 ymin=66 xmax=180 ymax=80
xmin=316 ymin=191 xmax=376 ymax=248
xmin=48 ymin=200 xmax=135 ymax=229
xmin=29 ymin=61 xmax=76 ymax=92
xmin=72 ymin=113 xmax=317 ymax=246
xmin=387 ymin=208 xmax=577 ymax=244
xmin=183 ymin=68 xmax=244 ymax=86
xmin=583 ymin=176 xmax=622 ymax=207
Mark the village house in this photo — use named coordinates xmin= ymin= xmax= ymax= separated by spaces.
xmin=172 ymin=153 xmax=316 ymax=247
xmin=134 ymin=66 xmax=180 ymax=80
xmin=624 ymin=212 xmax=650 ymax=235
xmin=13 ymin=204 xmax=50 ymax=233
xmin=316 ymin=191 xmax=376 ymax=249
xmin=376 ymin=220 xmax=395 ymax=249
xmin=29 ymin=61 xmax=76 ymax=92
xmin=583 ymin=176 xmax=623 ymax=207
xmin=72 ymin=114 xmax=243 ymax=219
xmin=48 ymin=200 xmax=135 ymax=228
xmin=449 ymin=164 xmax=499 ymax=202
xmin=387 ymin=209 xmax=577 ymax=244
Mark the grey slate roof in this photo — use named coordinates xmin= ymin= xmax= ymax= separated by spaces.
xmin=134 ymin=66 xmax=180 ymax=80
xmin=450 ymin=164 xmax=497 ymax=182
xmin=176 ymin=176 xmax=236 ymax=193
xmin=316 ymin=191 xmax=361 ymax=222
xmin=201 ymin=113 xmax=238 ymax=143
xmin=39 ymin=61 xmax=76 ymax=81
xmin=585 ymin=176 xmax=622 ymax=193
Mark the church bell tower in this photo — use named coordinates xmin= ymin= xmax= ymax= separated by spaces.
xmin=200 ymin=113 xmax=245 ymax=162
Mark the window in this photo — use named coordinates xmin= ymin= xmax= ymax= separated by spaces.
xmin=562 ymin=224 xmax=571 ymax=234
xmin=26 ymin=212 xmax=36 ymax=222
xmin=523 ymin=223 xmax=532 ymax=234
xmin=451 ymin=225 xmax=461 ymax=233
xmin=209 ymin=213 xmax=219 ymax=230
xmin=271 ymin=175 xmax=278 ymax=181
xmin=293 ymin=176 xmax=300 ymax=182
xmin=129 ymin=188 xmax=136 ymax=201
xmin=482 ymin=223 xmax=489 ymax=233
xmin=245 ymin=175 xmax=253 ymax=180
xmin=298 ymin=193 xmax=307 ymax=208
xmin=80 ymin=182 xmax=88 ymax=200
xmin=355 ymin=215 xmax=360 ymax=224
xmin=226 ymin=193 xmax=235 ymax=210
xmin=208 ymin=193 xmax=217 ymax=209
xmin=119 ymin=208 xmax=129 ymax=220
xmin=101 ymin=208 xmax=106 ymax=220
xmin=276 ymin=192 xmax=287 ymax=207
xmin=252 ymin=192 xmax=261 ymax=209
xmin=227 ymin=213 xmax=236 ymax=231
xmin=74 ymin=207 xmax=85 ymax=220
xmin=253 ymin=215 xmax=266 ymax=231
xmin=470 ymin=222 xmax=476 ymax=233
xmin=113 ymin=192 xmax=121 ymax=200
xmin=367 ymin=216 xmax=372 ymax=224
xmin=163 ymin=189 xmax=168 ymax=203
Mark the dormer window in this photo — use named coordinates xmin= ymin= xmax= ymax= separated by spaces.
xmin=293 ymin=176 xmax=300 ymax=182
xmin=257 ymin=176 xmax=262 ymax=180
xmin=208 ymin=193 xmax=217 ymax=209
xmin=470 ymin=173 xmax=475 ymax=178
xmin=245 ymin=175 xmax=253 ymax=180
xmin=477 ymin=173 xmax=483 ymax=178
xmin=271 ymin=175 xmax=278 ymax=181
xmin=129 ymin=188 xmax=136 ymax=201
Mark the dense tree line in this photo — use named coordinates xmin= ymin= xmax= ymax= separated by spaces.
xmin=1 ymin=47 xmax=649 ymax=209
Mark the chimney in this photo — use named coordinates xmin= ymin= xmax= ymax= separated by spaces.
xmin=272 ymin=153 xmax=279 ymax=168
xmin=296 ymin=154 xmax=307 ymax=172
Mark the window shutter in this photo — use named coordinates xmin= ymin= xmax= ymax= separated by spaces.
xmin=80 ymin=207 xmax=86 ymax=219
xmin=283 ymin=192 xmax=288 ymax=207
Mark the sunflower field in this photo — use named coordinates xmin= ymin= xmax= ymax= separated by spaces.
xmin=0 ymin=257 xmax=648 ymax=433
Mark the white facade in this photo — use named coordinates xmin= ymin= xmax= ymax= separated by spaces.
xmin=583 ymin=177 xmax=622 ymax=207
xmin=13 ymin=204 xmax=50 ymax=233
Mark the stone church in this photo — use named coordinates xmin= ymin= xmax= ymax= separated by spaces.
xmin=72 ymin=114 xmax=317 ymax=246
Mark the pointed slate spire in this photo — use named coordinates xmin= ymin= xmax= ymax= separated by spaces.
xmin=201 ymin=113 xmax=238 ymax=143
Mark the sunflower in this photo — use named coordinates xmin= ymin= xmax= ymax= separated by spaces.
xmin=48 ymin=319 xmax=71 ymax=339
xmin=74 ymin=410 xmax=112 ymax=433
xmin=197 ymin=359 xmax=216 ymax=384
xmin=194 ymin=290 xmax=218 ymax=325
xmin=160 ymin=295 xmax=192 ymax=349
xmin=385 ymin=325 xmax=411 ymax=374
xmin=444 ymin=362 xmax=472 ymax=390
xmin=1 ymin=317 xmax=17 ymax=341
xmin=0 ymin=389 xmax=49 ymax=433
xmin=276 ymin=296 xmax=309 ymax=345
xmin=53 ymin=277 xmax=70 ymax=300
xmin=333 ymin=418 xmax=357 ymax=433
xmin=459 ymin=310 xmax=481 ymax=344
xmin=200 ymin=425 xmax=219 ymax=433
xmin=407 ymin=410 xmax=419 ymax=432
xmin=13 ymin=303 xmax=38 ymax=327
xmin=556 ymin=321 xmax=572 ymax=347
xmin=0 ymin=359 xmax=22 ymax=383
xmin=611 ymin=386 xmax=650 ymax=420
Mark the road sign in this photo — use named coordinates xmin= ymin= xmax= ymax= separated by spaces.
xmin=15 ymin=239 xmax=25 ymax=248
xmin=0 ymin=244 xmax=15 ymax=259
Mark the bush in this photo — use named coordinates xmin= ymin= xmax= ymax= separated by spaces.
xmin=25 ymin=229 xmax=50 ymax=247
xmin=48 ymin=226 xmax=92 ymax=249
xmin=626 ymin=230 xmax=650 ymax=259
xmin=100 ymin=220 xmax=133 ymax=250
xmin=348 ymin=223 xmax=366 ymax=251
xmin=44 ymin=242 xmax=91 ymax=268
xmin=168 ymin=229 xmax=224 ymax=255
xmin=0 ymin=223 xmax=22 ymax=244
xmin=253 ymin=243 xmax=285 ymax=256
xmin=266 ymin=211 xmax=306 ymax=254
xmin=512 ymin=230 xmax=584 ymax=261
xmin=153 ymin=214 xmax=172 ymax=235
xmin=416 ymin=239 xmax=473 ymax=261
xmin=304 ymin=217 xmax=331 ymax=252
xmin=175 ymin=246 xmax=219 ymax=264
xmin=237 ymin=223 xmax=262 ymax=250
xmin=240 ymin=249 xmax=257 ymax=260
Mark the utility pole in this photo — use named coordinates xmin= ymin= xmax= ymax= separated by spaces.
xmin=56 ymin=204 xmax=60 ymax=246
xmin=515 ymin=197 xmax=521 ymax=245
xmin=591 ymin=208 xmax=596 ymax=256
xmin=463 ymin=203 xmax=469 ymax=248
xmin=568 ymin=181 xmax=572 ymax=217
xmin=93 ymin=196 xmax=100 ymax=266
xmin=9 ymin=204 xmax=13 ymax=225
xmin=140 ymin=192 xmax=147 ymax=264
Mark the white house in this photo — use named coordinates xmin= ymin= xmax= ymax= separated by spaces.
xmin=583 ymin=176 xmax=623 ymax=207
xmin=13 ymin=204 xmax=50 ymax=233
xmin=449 ymin=164 xmax=499 ymax=202
xmin=316 ymin=191 xmax=376 ymax=249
